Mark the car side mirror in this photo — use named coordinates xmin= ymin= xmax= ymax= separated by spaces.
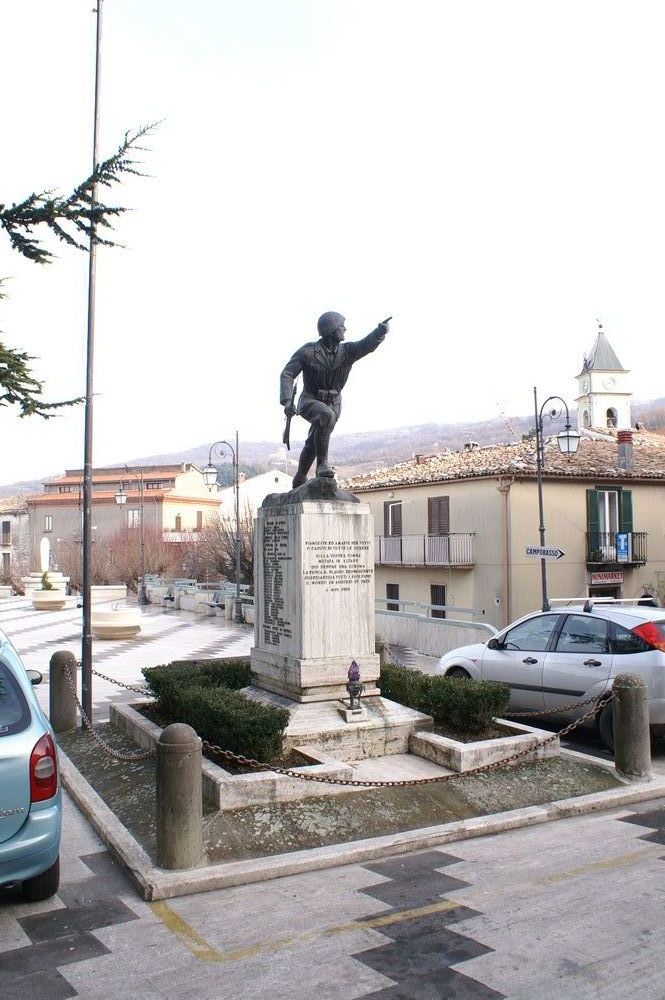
xmin=27 ymin=669 xmax=43 ymax=686
xmin=487 ymin=637 xmax=502 ymax=650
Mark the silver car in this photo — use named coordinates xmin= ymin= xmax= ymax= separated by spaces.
xmin=437 ymin=601 xmax=665 ymax=750
xmin=0 ymin=627 xmax=61 ymax=900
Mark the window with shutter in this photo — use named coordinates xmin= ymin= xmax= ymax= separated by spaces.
xmin=384 ymin=501 xmax=402 ymax=537
xmin=386 ymin=583 xmax=399 ymax=612
xmin=619 ymin=489 xmax=633 ymax=533
xmin=430 ymin=584 xmax=446 ymax=619
xmin=427 ymin=497 xmax=450 ymax=536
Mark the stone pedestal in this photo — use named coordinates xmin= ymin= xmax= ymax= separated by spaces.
xmin=250 ymin=499 xmax=380 ymax=703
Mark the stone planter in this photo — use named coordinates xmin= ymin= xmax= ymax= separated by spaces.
xmin=91 ymin=608 xmax=142 ymax=640
xmin=32 ymin=589 xmax=67 ymax=611
xmin=409 ymin=718 xmax=559 ymax=772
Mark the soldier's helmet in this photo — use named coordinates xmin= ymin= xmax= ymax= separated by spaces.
xmin=317 ymin=311 xmax=346 ymax=337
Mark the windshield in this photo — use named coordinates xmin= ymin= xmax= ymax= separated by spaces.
xmin=0 ymin=658 xmax=30 ymax=737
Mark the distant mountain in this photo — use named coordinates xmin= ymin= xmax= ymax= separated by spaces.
xmin=2 ymin=397 xmax=664 ymax=497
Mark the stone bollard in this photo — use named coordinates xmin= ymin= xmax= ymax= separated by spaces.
xmin=49 ymin=650 xmax=79 ymax=733
xmin=613 ymin=673 xmax=651 ymax=781
xmin=375 ymin=634 xmax=389 ymax=668
xmin=156 ymin=723 xmax=203 ymax=870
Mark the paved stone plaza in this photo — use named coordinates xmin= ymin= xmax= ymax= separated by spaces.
xmin=3 ymin=789 xmax=665 ymax=998
xmin=3 ymin=598 xmax=665 ymax=997
xmin=0 ymin=597 xmax=253 ymax=722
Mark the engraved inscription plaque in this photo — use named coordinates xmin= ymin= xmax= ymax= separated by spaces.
xmin=262 ymin=517 xmax=293 ymax=647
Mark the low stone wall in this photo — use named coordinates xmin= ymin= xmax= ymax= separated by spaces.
xmin=376 ymin=609 xmax=497 ymax=658
xmin=410 ymin=720 xmax=559 ymax=772
xmin=110 ymin=702 xmax=359 ymax=811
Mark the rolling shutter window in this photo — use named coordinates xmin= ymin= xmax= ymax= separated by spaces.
xmin=386 ymin=583 xmax=399 ymax=612
xmin=430 ymin=584 xmax=446 ymax=619
xmin=428 ymin=497 xmax=450 ymax=536
xmin=619 ymin=490 xmax=633 ymax=533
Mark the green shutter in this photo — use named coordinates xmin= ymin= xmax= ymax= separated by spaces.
xmin=586 ymin=490 xmax=600 ymax=533
xmin=620 ymin=490 xmax=633 ymax=532
xmin=586 ymin=489 xmax=600 ymax=559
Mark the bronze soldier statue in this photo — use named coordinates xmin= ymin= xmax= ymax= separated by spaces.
xmin=280 ymin=311 xmax=390 ymax=488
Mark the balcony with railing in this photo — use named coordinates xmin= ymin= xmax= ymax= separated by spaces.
xmin=375 ymin=533 xmax=475 ymax=567
xmin=586 ymin=531 xmax=647 ymax=567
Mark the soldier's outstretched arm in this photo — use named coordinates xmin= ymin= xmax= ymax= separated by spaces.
xmin=346 ymin=318 xmax=390 ymax=362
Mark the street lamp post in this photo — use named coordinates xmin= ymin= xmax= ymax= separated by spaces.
xmin=115 ymin=466 xmax=147 ymax=606
xmin=202 ymin=432 xmax=244 ymax=624
xmin=533 ymin=388 xmax=581 ymax=612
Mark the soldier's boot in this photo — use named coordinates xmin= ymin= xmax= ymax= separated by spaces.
xmin=292 ymin=441 xmax=315 ymax=488
xmin=315 ymin=427 xmax=335 ymax=478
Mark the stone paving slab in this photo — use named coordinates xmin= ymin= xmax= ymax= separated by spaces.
xmin=57 ymin=728 xmax=665 ymax=905
xmin=5 ymin=794 xmax=665 ymax=997
xmin=0 ymin=597 xmax=253 ymax=721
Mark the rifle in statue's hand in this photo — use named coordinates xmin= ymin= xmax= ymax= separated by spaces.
xmin=282 ymin=380 xmax=298 ymax=450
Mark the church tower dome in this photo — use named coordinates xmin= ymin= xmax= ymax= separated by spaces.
xmin=575 ymin=321 xmax=631 ymax=431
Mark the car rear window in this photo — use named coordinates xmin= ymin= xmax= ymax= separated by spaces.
xmin=612 ymin=622 xmax=652 ymax=654
xmin=0 ymin=659 xmax=30 ymax=737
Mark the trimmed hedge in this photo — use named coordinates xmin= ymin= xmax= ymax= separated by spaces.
xmin=142 ymin=657 xmax=287 ymax=761
xmin=379 ymin=663 xmax=509 ymax=737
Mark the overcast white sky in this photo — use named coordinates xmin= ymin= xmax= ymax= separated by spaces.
xmin=2 ymin=0 xmax=664 ymax=485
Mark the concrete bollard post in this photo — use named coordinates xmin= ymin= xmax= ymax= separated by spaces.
xmin=375 ymin=635 xmax=389 ymax=668
xmin=613 ymin=673 xmax=651 ymax=782
xmin=49 ymin=650 xmax=79 ymax=733
xmin=156 ymin=723 xmax=203 ymax=870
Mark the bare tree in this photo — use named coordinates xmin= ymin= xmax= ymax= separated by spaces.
xmin=55 ymin=524 xmax=182 ymax=593
xmin=185 ymin=509 xmax=255 ymax=589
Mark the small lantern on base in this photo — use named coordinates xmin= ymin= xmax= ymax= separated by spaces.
xmin=346 ymin=660 xmax=364 ymax=710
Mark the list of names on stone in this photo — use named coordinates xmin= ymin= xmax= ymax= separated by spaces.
xmin=302 ymin=539 xmax=372 ymax=593
xmin=262 ymin=518 xmax=293 ymax=647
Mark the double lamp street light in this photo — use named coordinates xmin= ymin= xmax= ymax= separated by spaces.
xmin=114 ymin=466 xmax=147 ymax=606
xmin=533 ymin=387 xmax=581 ymax=612
xmin=203 ymin=433 xmax=245 ymax=625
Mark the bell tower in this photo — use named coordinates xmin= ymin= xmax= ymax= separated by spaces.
xmin=575 ymin=321 xmax=631 ymax=431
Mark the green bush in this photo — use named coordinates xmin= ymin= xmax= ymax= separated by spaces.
xmin=379 ymin=663 xmax=509 ymax=737
xmin=142 ymin=657 xmax=287 ymax=761
xmin=143 ymin=657 xmax=251 ymax=713
xmin=154 ymin=683 xmax=289 ymax=762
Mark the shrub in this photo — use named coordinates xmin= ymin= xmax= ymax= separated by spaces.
xmin=142 ymin=657 xmax=287 ymax=761
xmin=379 ymin=663 xmax=509 ymax=738
xmin=154 ymin=683 xmax=288 ymax=762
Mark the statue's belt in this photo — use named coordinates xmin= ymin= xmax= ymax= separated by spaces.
xmin=316 ymin=389 xmax=340 ymax=403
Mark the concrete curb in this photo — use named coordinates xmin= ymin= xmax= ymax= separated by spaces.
xmin=58 ymin=746 xmax=665 ymax=902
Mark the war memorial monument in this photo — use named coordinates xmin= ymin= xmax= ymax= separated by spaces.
xmin=249 ymin=312 xmax=432 ymax=758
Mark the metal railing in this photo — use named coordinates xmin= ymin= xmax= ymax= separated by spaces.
xmin=586 ymin=531 xmax=647 ymax=565
xmin=375 ymin=533 xmax=475 ymax=567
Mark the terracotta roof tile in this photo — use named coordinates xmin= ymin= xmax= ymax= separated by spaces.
xmin=345 ymin=431 xmax=665 ymax=491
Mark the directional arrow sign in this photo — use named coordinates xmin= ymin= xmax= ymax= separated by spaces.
xmin=526 ymin=545 xmax=565 ymax=560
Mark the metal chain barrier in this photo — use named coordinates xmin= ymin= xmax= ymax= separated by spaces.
xmin=64 ymin=664 xmax=155 ymax=762
xmin=90 ymin=667 xmax=152 ymax=697
xmin=64 ymin=664 xmax=613 ymax=783
xmin=200 ymin=691 xmax=614 ymax=788
xmin=503 ymin=692 xmax=608 ymax=718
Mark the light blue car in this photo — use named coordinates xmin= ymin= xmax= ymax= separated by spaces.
xmin=0 ymin=628 xmax=61 ymax=901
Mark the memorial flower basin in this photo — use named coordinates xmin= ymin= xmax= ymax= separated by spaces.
xmin=91 ymin=607 xmax=141 ymax=640
xmin=32 ymin=590 xmax=67 ymax=611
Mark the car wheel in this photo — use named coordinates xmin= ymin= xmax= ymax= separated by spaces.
xmin=22 ymin=857 xmax=60 ymax=902
xmin=599 ymin=702 xmax=614 ymax=753
xmin=447 ymin=667 xmax=471 ymax=680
